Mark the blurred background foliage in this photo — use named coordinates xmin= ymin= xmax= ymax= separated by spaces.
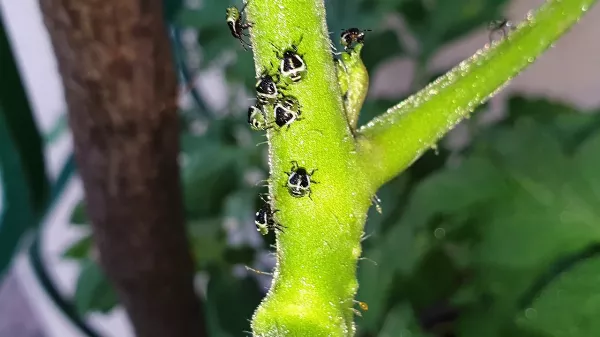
xmin=2 ymin=0 xmax=600 ymax=336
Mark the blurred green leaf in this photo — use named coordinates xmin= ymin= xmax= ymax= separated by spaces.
xmin=205 ymin=271 xmax=263 ymax=336
xmin=326 ymin=0 xmax=389 ymax=41
xmin=377 ymin=303 xmax=429 ymax=337
xmin=406 ymin=248 xmax=461 ymax=310
xmin=0 ymin=16 xmax=49 ymax=278
xmin=380 ymin=154 xmax=503 ymax=275
xmin=44 ymin=113 xmax=68 ymax=144
xmin=0 ymin=15 xmax=49 ymax=213
xmin=573 ymin=131 xmax=600 ymax=199
xmin=163 ymin=0 xmax=184 ymax=21
xmin=380 ymin=97 xmax=600 ymax=335
xmin=74 ymin=260 xmax=118 ymax=314
xmin=63 ymin=235 xmax=93 ymax=260
xmin=187 ymin=218 xmax=227 ymax=270
xmin=199 ymin=26 xmax=239 ymax=67
xmin=225 ymin=52 xmax=256 ymax=89
xmin=223 ymin=189 xmax=255 ymax=223
xmin=356 ymin=244 xmax=396 ymax=333
xmin=0 ymin=108 xmax=37 ymax=278
xmin=398 ymin=0 xmax=508 ymax=59
xmin=363 ymin=173 xmax=409 ymax=237
xmin=361 ymin=30 xmax=404 ymax=71
xmin=175 ymin=0 xmax=224 ymax=29
xmin=70 ymin=200 xmax=89 ymax=225
xmin=181 ymin=135 xmax=241 ymax=218
xmin=515 ymin=256 xmax=600 ymax=337
xmin=501 ymin=96 xmax=600 ymax=153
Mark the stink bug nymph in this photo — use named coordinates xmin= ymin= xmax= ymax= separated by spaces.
xmin=272 ymin=37 xmax=306 ymax=83
xmin=274 ymin=96 xmax=302 ymax=128
xmin=341 ymin=28 xmax=371 ymax=51
xmin=488 ymin=18 xmax=516 ymax=43
xmin=247 ymin=104 xmax=270 ymax=131
xmin=285 ymin=161 xmax=318 ymax=198
xmin=226 ymin=2 xmax=252 ymax=50
xmin=255 ymin=198 xmax=284 ymax=235
xmin=256 ymin=73 xmax=279 ymax=105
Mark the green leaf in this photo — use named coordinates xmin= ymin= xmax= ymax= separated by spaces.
xmin=377 ymin=154 xmax=502 ymax=277
xmin=44 ymin=113 xmax=68 ymax=145
xmin=70 ymin=200 xmax=89 ymax=225
xmin=175 ymin=0 xmax=224 ymax=29
xmin=516 ymin=256 xmax=600 ymax=337
xmin=181 ymin=136 xmax=241 ymax=218
xmin=361 ymin=30 xmax=404 ymax=72
xmin=187 ymin=218 xmax=227 ymax=270
xmin=377 ymin=303 xmax=429 ymax=337
xmin=0 ymin=15 xmax=50 ymax=278
xmin=223 ymin=189 xmax=256 ymax=224
xmin=571 ymin=130 xmax=600 ymax=198
xmin=0 ymin=16 xmax=49 ymax=213
xmin=163 ymin=0 xmax=184 ymax=21
xmin=205 ymin=271 xmax=263 ymax=337
xmin=356 ymin=244 xmax=396 ymax=333
xmin=400 ymin=0 xmax=508 ymax=58
xmin=198 ymin=26 xmax=239 ymax=67
xmin=380 ymin=99 xmax=600 ymax=335
xmin=62 ymin=235 xmax=93 ymax=260
xmin=501 ymin=96 xmax=600 ymax=153
xmin=0 ymin=108 xmax=36 ymax=278
xmin=363 ymin=173 xmax=408 ymax=237
xmin=405 ymin=248 xmax=461 ymax=310
xmin=224 ymin=51 xmax=256 ymax=89
xmin=74 ymin=260 xmax=119 ymax=314
xmin=474 ymin=122 xmax=600 ymax=268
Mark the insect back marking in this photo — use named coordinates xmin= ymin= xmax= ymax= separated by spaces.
xmin=273 ymin=95 xmax=302 ymax=129
xmin=340 ymin=27 xmax=371 ymax=51
xmin=271 ymin=36 xmax=306 ymax=83
xmin=226 ymin=1 xmax=252 ymax=50
xmin=255 ymin=70 xmax=280 ymax=105
xmin=284 ymin=161 xmax=318 ymax=199
xmin=247 ymin=103 xmax=271 ymax=131
xmin=255 ymin=194 xmax=284 ymax=235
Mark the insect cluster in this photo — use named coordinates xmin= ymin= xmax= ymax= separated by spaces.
xmin=226 ymin=3 xmax=370 ymax=236
xmin=250 ymin=37 xmax=306 ymax=131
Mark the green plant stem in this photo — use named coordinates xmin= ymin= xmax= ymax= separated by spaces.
xmin=341 ymin=43 xmax=369 ymax=130
xmin=245 ymin=0 xmax=596 ymax=335
xmin=246 ymin=1 xmax=374 ymax=336
xmin=357 ymin=0 xmax=598 ymax=188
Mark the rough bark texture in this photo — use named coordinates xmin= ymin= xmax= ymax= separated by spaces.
xmin=38 ymin=1 xmax=206 ymax=336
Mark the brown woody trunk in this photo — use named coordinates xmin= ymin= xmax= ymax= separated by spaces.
xmin=38 ymin=1 xmax=206 ymax=336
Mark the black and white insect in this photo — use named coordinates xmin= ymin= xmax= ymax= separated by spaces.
xmin=272 ymin=37 xmax=306 ymax=82
xmin=340 ymin=28 xmax=371 ymax=51
xmin=247 ymin=104 xmax=270 ymax=131
xmin=226 ymin=2 xmax=252 ymax=50
xmin=255 ymin=196 xmax=284 ymax=235
xmin=488 ymin=18 xmax=516 ymax=43
xmin=274 ymin=96 xmax=302 ymax=128
xmin=285 ymin=161 xmax=318 ymax=198
xmin=255 ymin=72 xmax=279 ymax=105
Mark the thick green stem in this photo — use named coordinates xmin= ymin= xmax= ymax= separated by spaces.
xmin=357 ymin=0 xmax=598 ymax=188
xmin=246 ymin=1 xmax=374 ymax=336
xmin=245 ymin=0 xmax=596 ymax=335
